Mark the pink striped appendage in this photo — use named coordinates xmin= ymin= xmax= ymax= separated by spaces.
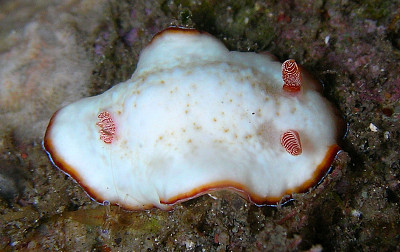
xmin=96 ymin=111 xmax=116 ymax=144
xmin=282 ymin=59 xmax=301 ymax=93
xmin=280 ymin=130 xmax=302 ymax=156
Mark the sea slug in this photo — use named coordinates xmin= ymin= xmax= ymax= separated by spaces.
xmin=44 ymin=27 xmax=342 ymax=210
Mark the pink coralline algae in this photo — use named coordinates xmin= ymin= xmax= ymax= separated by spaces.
xmin=123 ymin=28 xmax=139 ymax=46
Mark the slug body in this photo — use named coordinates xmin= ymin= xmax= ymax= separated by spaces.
xmin=44 ymin=28 xmax=342 ymax=210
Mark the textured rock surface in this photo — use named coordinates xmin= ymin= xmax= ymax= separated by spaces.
xmin=0 ymin=0 xmax=399 ymax=251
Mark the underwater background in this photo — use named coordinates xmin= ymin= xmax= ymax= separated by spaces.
xmin=0 ymin=0 xmax=399 ymax=250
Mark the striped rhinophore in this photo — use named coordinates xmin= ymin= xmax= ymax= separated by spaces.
xmin=96 ymin=111 xmax=116 ymax=144
xmin=280 ymin=129 xmax=302 ymax=156
xmin=282 ymin=59 xmax=301 ymax=93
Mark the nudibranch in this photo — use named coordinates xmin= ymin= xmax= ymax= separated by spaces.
xmin=44 ymin=27 xmax=342 ymax=210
